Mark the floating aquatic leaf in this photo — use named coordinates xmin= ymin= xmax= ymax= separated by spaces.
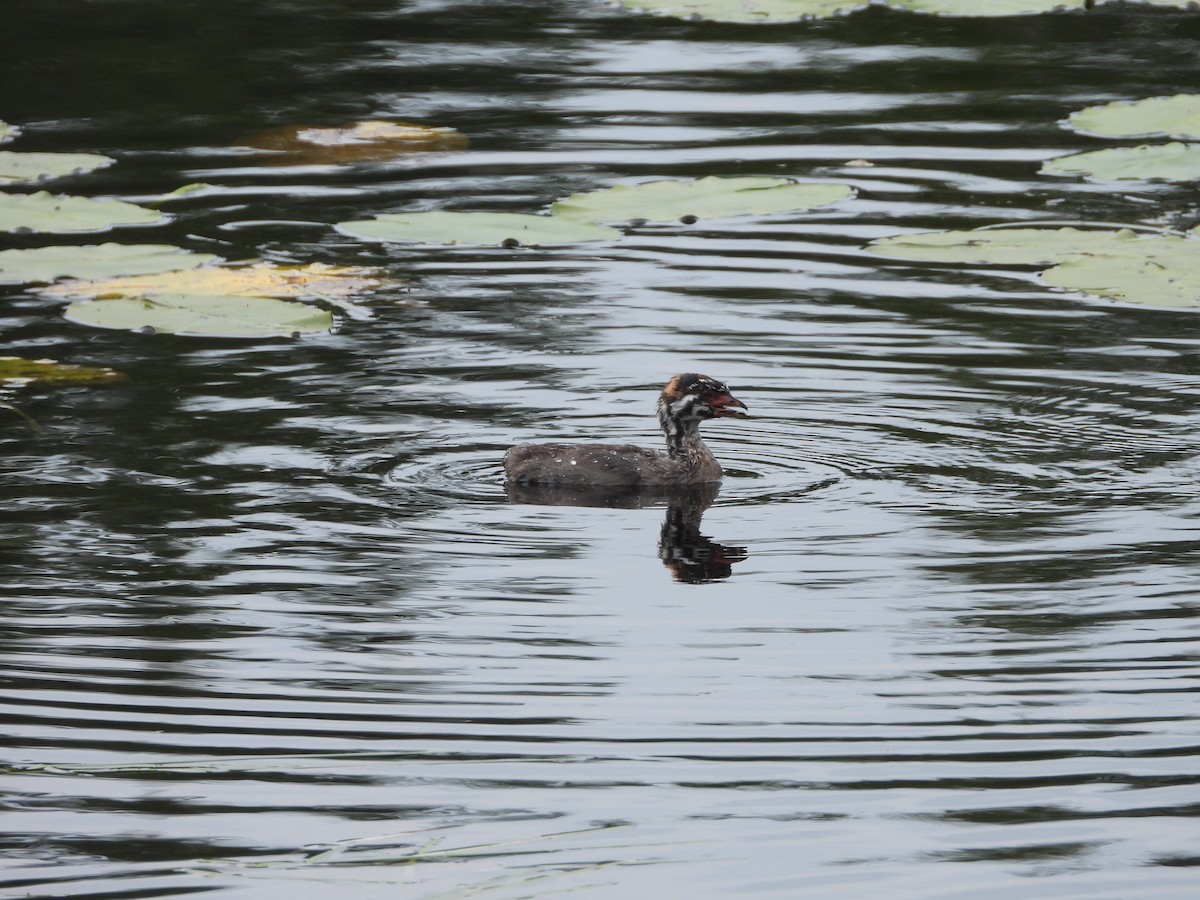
xmin=552 ymin=176 xmax=853 ymax=225
xmin=243 ymin=120 xmax=468 ymax=165
xmin=0 ymin=151 xmax=115 ymax=184
xmin=39 ymin=261 xmax=382 ymax=303
xmin=0 ymin=191 xmax=166 ymax=234
xmin=0 ymin=243 xmax=218 ymax=285
xmin=335 ymin=210 xmax=619 ymax=247
xmin=887 ymin=0 xmax=1085 ymax=14
xmin=0 ymin=120 xmax=18 ymax=144
xmin=1065 ymin=94 xmax=1200 ymax=141
xmin=1041 ymin=142 xmax=1200 ymax=182
xmin=1041 ymin=237 xmax=1200 ymax=308
xmin=64 ymin=293 xmax=334 ymax=338
xmin=867 ymin=225 xmax=1200 ymax=310
xmin=864 ymin=226 xmax=1148 ymax=266
xmin=612 ymin=0 xmax=868 ymax=22
xmin=0 ymin=356 xmax=124 ymax=388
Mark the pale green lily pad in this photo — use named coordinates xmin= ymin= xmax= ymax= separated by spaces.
xmin=1042 ymin=237 xmax=1200 ymax=308
xmin=335 ymin=210 xmax=619 ymax=247
xmin=0 ymin=191 xmax=166 ymax=233
xmin=64 ymin=293 xmax=334 ymax=338
xmin=1066 ymin=94 xmax=1200 ymax=141
xmin=1042 ymin=142 xmax=1200 ymax=182
xmin=0 ymin=356 xmax=123 ymax=388
xmin=0 ymin=121 xmax=17 ymax=144
xmin=888 ymin=0 xmax=1085 ymax=14
xmin=552 ymin=177 xmax=853 ymax=225
xmin=612 ymin=0 xmax=867 ymax=22
xmin=161 ymin=182 xmax=216 ymax=198
xmin=0 ymin=151 xmax=115 ymax=185
xmin=864 ymin=226 xmax=1150 ymax=266
xmin=866 ymin=225 xmax=1200 ymax=310
xmin=0 ymin=243 xmax=218 ymax=285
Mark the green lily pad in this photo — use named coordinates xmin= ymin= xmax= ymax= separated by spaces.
xmin=1041 ymin=142 xmax=1200 ymax=182
xmin=0 ymin=121 xmax=17 ymax=145
xmin=64 ymin=293 xmax=334 ymax=338
xmin=335 ymin=210 xmax=619 ymax=247
xmin=0 ymin=356 xmax=124 ymax=388
xmin=1042 ymin=237 xmax=1200 ymax=308
xmin=0 ymin=191 xmax=166 ymax=234
xmin=0 ymin=151 xmax=115 ymax=185
xmin=0 ymin=243 xmax=218 ymax=285
xmin=864 ymin=226 xmax=1149 ymax=266
xmin=888 ymin=0 xmax=1085 ymax=14
xmin=161 ymin=182 xmax=216 ymax=199
xmin=1065 ymin=94 xmax=1200 ymax=141
xmin=552 ymin=177 xmax=854 ymax=225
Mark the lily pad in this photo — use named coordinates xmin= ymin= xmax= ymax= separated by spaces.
xmin=0 ymin=191 xmax=166 ymax=234
xmin=335 ymin=210 xmax=619 ymax=247
xmin=0 ymin=151 xmax=115 ymax=184
xmin=0 ymin=121 xmax=18 ymax=144
xmin=243 ymin=120 xmax=468 ymax=165
xmin=1041 ymin=142 xmax=1200 ymax=182
xmin=1065 ymin=94 xmax=1200 ymax=141
xmin=38 ymin=261 xmax=382 ymax=302
xmin=64 ymin=293 xmax=334 ymax=338
xmin=864 ymin=226 xmax=1149 ymax=266
xmin=1042 ymin=237 xmax=1200 ymax=308
xmin=0 ymin=244 xmax=218 ymax=285
xmin=0 ymin=356 xmax=123 ymax=388
xmin=552 ymin=176 xmax=854 ymax=225
xmin=888 ymin=0 xmax=1085 ymax=14
xmin=612 ymin=0 xmax=868 ymax=22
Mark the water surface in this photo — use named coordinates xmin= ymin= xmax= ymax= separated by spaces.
xmin=4 ymin=2 xmax=1200 ymax=897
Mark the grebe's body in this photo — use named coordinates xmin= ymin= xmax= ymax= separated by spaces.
xmin=503 ymin=374 xmax=747 ymax=487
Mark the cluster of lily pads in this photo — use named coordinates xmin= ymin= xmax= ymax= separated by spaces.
xmin=864 ymin=93 xmax=1200 ymax=308
xmin=0 ymin=118 xmax=859 ymax=340
xmin=334 ymin=177 xmax=854 ymax=246
xmin=0 ymin=116 xmax=859 ymax=427
xmin=0 ymin=121 xmax=416 ymax=344
xmin=3 ymin=81 xmax=1198 ymax=415
xmin=613 ymin=0 xmax=1196 ymax=23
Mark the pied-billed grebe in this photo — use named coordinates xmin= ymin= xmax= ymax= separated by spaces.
xmin=503 ymin=373 xmax=747 ymax=487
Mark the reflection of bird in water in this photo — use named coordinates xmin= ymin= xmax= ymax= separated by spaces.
xmin=503 ymin=374 xmax=747 ymax=487
xmin=505 ymin=481 xmax=748 ymax=583
xmin=657 ymin=484 xmax=748 ymax=584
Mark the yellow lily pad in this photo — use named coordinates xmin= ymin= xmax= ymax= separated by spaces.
xmin=0 ymin=356 xmax=124 ymax=388
xmin=37 ymin=261 xmax=383 ymax=303
xmin=243 ymin=120 xmax=468 ymax=165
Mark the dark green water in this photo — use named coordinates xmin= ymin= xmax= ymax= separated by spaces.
xmin=4 ymin=2 xmax=1200 ymax=897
